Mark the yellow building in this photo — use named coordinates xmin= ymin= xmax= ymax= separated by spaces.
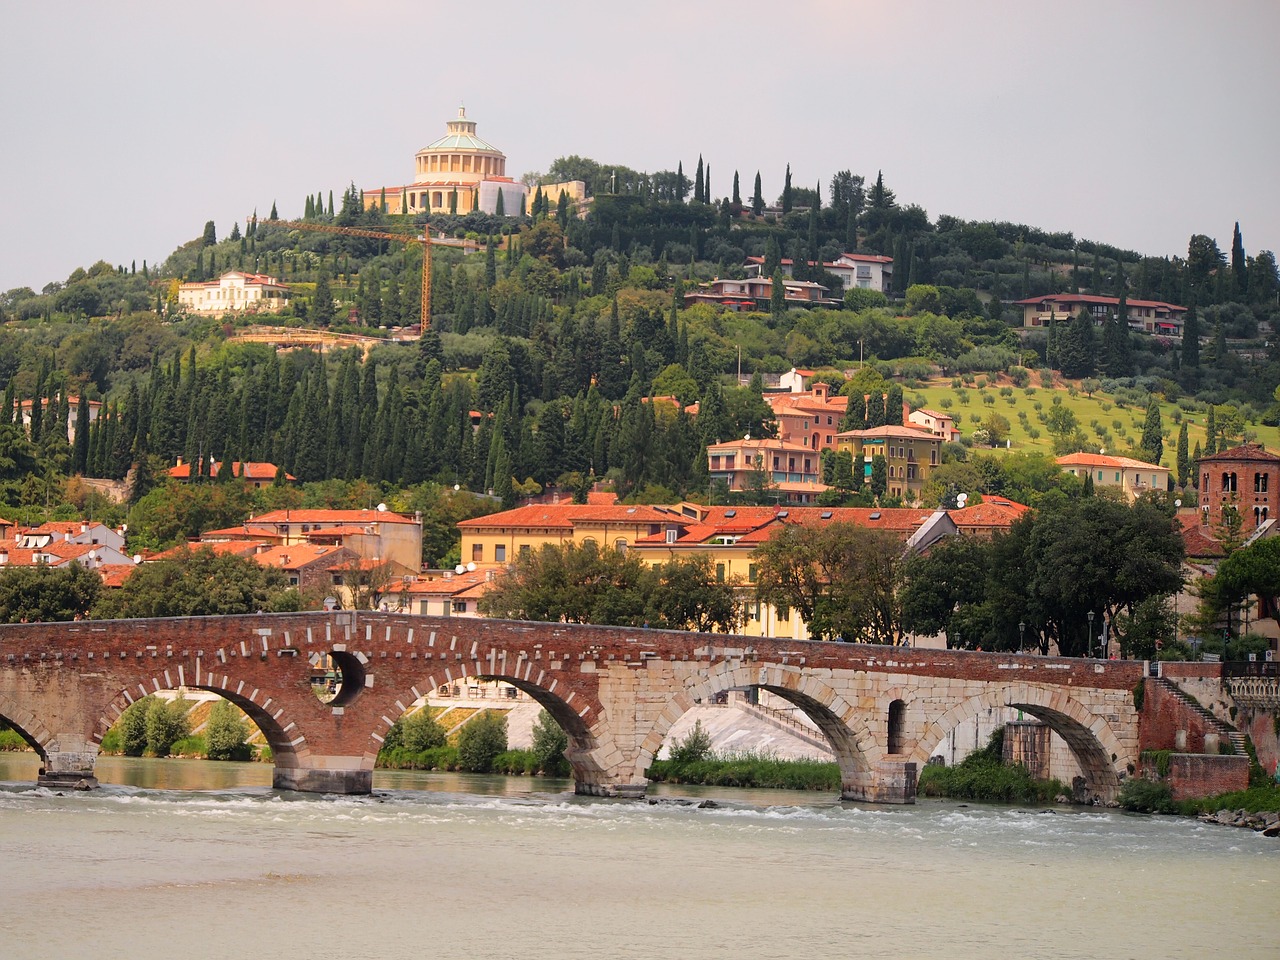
xmin=835 ymin=425 xmax=942 ymax=502
xmin=456 ymin=501 xmax=678 ymax=567
xmin=1057 ymin=452 xmax=1171 ymax=499
xmin=365 ymin=106 xmax=522 ymax=216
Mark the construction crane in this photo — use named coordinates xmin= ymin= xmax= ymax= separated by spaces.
xmin=253 ymin=217 xmax=431 ymax=333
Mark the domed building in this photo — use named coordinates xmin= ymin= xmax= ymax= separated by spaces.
xmin=365 ymin=106 xmax=527 ymax=217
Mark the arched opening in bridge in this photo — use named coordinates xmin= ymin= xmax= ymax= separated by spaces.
xmin=0 ymin=711 xmax=45 ymax=773
xmin=373 ymin=673 xmax=591 ymax=785
xmin=887 ymin=699 xmax=906 ymax=755
xmin=640 ymin=667 xmax=876 ymax=801
xmin=914 ymin=693 xmax=1124 ymax=802
xmin=326 ymin=651 xmax=366 ymax=708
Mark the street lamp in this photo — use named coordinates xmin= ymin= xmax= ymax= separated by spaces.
xmin=1018 ymin=621 xmax=1026 ymax=654
xmin=1087 ymin=610 xmax=1095 ymax=659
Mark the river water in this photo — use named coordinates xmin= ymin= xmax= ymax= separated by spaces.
xmin=1 ymin=753 xmax=1276 ymax=960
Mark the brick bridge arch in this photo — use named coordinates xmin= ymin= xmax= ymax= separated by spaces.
xmin=375 ymin=659 xmax=610 ymax=791
xmin=908 ymin=684 xmax=1133 ymax=801
xmin=98 ymin=657 xmax=316 ymax=777
xmin=635 ymin=662 xmax=883 ymax=800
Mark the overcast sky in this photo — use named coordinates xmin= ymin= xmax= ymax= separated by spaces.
xmin=2 ymin=0 xmax=1277 ymax=293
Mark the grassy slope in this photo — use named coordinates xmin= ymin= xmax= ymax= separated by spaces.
xmin=905 ymin=374 xmax=1280 ymax=465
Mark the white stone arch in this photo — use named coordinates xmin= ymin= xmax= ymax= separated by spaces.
xmin=0 ymin=690 xmax=54 ymax=754
xmin=910 ymin=683 xmax=1131 ymax=800
xmin=633 ymin=661 xmax=880 ymax=796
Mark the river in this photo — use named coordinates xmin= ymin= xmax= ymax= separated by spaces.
xmin=1 ymin=753 xmax=1276 ymax=960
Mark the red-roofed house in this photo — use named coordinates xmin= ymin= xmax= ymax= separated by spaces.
xmin=745 ymin=253 xmax=894 ymax=295
xmin=1014 ymin=293 xmax=1187 ymax=335
xmin=706 ymin=437 xmax=828 ymax=504
xmin=393 ymin=569 xmax=494 ymax=617
xmin=168 ymin=458 xmax=294 ymax=488
xmin=178 ymin=271 xmax=290 ymax=316
xmin=1057 ymin=452 xmax=1171 ymax=500
xmin=200 ymin=508 xmax=423 ymax=574
xmin=457 ymin=503 xmax=678 ymax=567
xmin=835 ymin=424 xmax=943 ymax=502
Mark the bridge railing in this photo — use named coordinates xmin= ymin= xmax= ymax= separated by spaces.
xmin=1223 ymin=660 xmax=1280 ymax=680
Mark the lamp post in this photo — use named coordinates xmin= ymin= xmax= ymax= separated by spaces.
xmin=1087 ymin=610 xmax=1095 ymax=659
xmin=1018 ymin=621 xmax=1026 ymax=654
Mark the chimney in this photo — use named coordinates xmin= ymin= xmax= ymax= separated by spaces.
xmin=176 ymin=456 xmax=183 ymax=467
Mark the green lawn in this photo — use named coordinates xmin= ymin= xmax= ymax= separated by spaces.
xmin=905 ymin=374 xmax=1279 ymax=467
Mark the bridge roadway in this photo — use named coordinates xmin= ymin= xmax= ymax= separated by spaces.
xmin=0 ymin=612 xmax=1146 ymax=802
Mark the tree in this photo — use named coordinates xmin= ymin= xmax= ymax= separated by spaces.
xmin=401 ymin=708 xmax=447 ymax=752
xmin=770 ymin=270 xmax=786 ymax=320
xmin=751 ymin=171 xmax=764 ymax=216
xmin=117 ymin=696 xmax=151 ymax=756
xmin=144 ymin=696 xmax=190 ymax=757
xmin=1058 ymin=309 xmax=1097 ymax=378
xmin=1140 ymin=397 xmax=1164 ymax=465
xmin=648 ymin=555 xmax=743 ymax=633
xmin=201 ymin=221 xmax=217 ymax=246
xmin=1176 ymin=422 xmax=1190 ymax=486
xmin=530 ymin=709 xmax=569 ymax=776
xmin=478 ymin=541 xmax=654 ymax=626
xmin=313 ymin=271 xmax=335 ymax=327
xmin=94 ymin=547 xmax=296 ymax=619
xmin=781 ymin=164 xmax=792 ymax=213
xmin=1231 ymin=221 xmax=1247 ymax=297
xmin=457 ymin=710 xmax=507 ymax=773
xmin=1181 ymin=300 xmax=1200 ymax=375
xmin=0 ymin=563 xmax=100 ymax=623
xmin=870 ymin=453 xmax=887 ymax=497
xmin=900 ymin=534 xmax=992 ymax=647
xmin=206 ymin=700 xmax=251 ymax=761
xmin=753 ymin=521 xmax=904 ymax=643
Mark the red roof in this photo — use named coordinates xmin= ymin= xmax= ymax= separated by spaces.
xmin=150 ymin=540 xmax=269 ymax=560
xmin=250 ymin=509 xmax=419 ymax=526
xmin=1014 ymin=293 xmax=1186 ymax=312
xmin=169 ymin=460 xmax=293 ymax=481
xmin=948 ymin=499 xmax=1030 ymax=529
xmin=254 ymin=544 xmax=350 ymax=570
xmin=1198 ymin=443 xmax=1280 ymax=464
xmin=1177 ymin=513 xmax=1225 ymax=558
xmin=457 ymin=503 xmax=675 ymax=530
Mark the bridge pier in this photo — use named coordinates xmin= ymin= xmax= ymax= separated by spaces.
xmin=37 ymin=735 xmax=99 ymax=791
xmin=841 ymin=759 xmax=917 ymax=804
xmin=272 ymin=757 xmax=372 ymax=795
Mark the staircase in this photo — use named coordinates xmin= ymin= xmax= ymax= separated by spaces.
xmin=1153 ymin=676 xmax=1248 ymax=754
xmin=736 ymin=700 xmax=833 ymax=755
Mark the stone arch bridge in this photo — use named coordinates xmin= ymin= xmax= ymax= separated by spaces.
xmin=0 ymin=612 xmax=1147 ymax=803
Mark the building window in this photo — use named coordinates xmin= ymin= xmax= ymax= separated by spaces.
xmin=1256 ymin=473 xmax=1269 ymax=493
xmin=472 ymin=543 xmax=483 ymax=562
xmin=931 ymin=449 xmax=938 ymax=465
xmin=452 ymin=600 xmax=468 ymax=614
xmin=716 ymin=563 xmax=725 ymax=583
xmin=495 ymin=544 xmax=506 ymax=563
xmin=615 ymin=539 xmax=628 ymax=554
xmin=519 ymin=544 xmax=531 ymax=558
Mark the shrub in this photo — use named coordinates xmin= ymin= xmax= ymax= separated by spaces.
xmin=0 ymin=727 xmax=31 ymax=751
xmin=1117 ymin=778 xmax=1177 ymax=814
xmin=457 ymin=710 xmax=508 ymax=773
xmin=530 ymin=710 xmax=570 ymax=776
xmin=667 ymin=719 xmax=713 ymax=765
xmin=118 ymin=696 xmax=153 ymax=756
xmin=169 ymin=734 xmax=207 ymax=757
xmin=402 ymin=708 xmax=447 ymax=753
xmin=145 ymin=697 xmax=191 ymax=757
xmin=206 ymin=700 xmax=252 ymax=761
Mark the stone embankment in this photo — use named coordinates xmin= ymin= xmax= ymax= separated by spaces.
xmin=1199 ymin=808 xmax=1280 ymax=837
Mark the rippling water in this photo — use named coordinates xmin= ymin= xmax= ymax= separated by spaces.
xmin=1 ymin=754 xmax=1276 ymax=960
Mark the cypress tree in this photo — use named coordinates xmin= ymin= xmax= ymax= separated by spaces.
xmin=1181 ymin=300 xmax=1200 ymax=373
xmin=1231 ymin=221 xmax=1247 ymax=297
xmin=782 ymin=164 xmax=792 ymax=213
xmin=752 ymin=172 xmax=763 ymax=216
xmin=495 ymin=188 xmax=505 ymax=216
xmin=1205 ymin=404 xmax=1217 ymax=456
xmin=313 ymin=271 xmax=334 ymax=326
xmin=328 ymin=190 xmax=334 ymax=217
xmin=705 ymin=164 xmax=711 ymax=203
xmin=770 ymin=270 xmax=786 ymax=321
xmin=694 ymin=155 xmax=704 ymax=204
xmin=449 ymin=189 xmax=458 ymax=215
xmin=73 ymin=396 xmax=90 ymax=474
xmin=732 ymin=171 xmax=741 ymax=206
xmin=1176 ymin=421 xmax=1189 ymax=486
xmin=305 ymin=195 xmax=314 ymax=219
xmin=269 ymin=200 xmax=278 ymax=220
xmin=1191 ymin=441 xmax=1202 ymax=486
xmin=1140 ymin=397 xmax=1163 ymax=464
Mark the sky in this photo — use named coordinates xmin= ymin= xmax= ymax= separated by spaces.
xmin=2 ymin=0 xmax=1277 ymax=293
